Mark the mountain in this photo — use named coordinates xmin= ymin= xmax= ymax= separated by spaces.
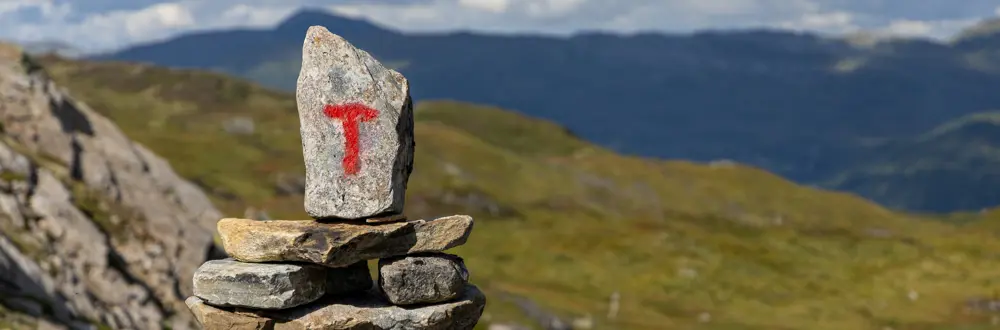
xmin=825 ymin=111 xmax=1000 ymax=212
xmin=0 ymin=44 xmax=223 ymax=329
xmin=24 ymin=48 xmax=1000 ymax=329
xmin=90 ymin=9 xmax=1000 ymax=213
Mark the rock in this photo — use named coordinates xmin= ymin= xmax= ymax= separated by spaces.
xmin=378 ymin=253 xmax=469 ymax=305
xmin=0 ymin=42 xmax=220 ymax=329
xmin=218 ymin=215 xmax=473 ymax=268
xmin=193 ymin=259 xmax=327 ymax=310
xmin=186 ymin=297 xmax=275 ymax=330
xmin=187 ymin=285 xmax=486 ymax=330
xmin=326 ymin=261 xmax=373 ymax=296
xmin=296 ymin=25 xmax=414 ymax=220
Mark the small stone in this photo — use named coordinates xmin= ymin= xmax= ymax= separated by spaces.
xmin=326 ymin=261 xmax=373 ymax=296
xmin=192 ymin=259 xmax=326 ymax=309
xmin=186 ymin=297 xmax=275 ymax=330
xmin=218 ymin=215 xmax=473 ymax=268
xmin=296 ymin=25 xmax=414 ymax=220
xmin=379 ymin=253 xmax=469 ymax=305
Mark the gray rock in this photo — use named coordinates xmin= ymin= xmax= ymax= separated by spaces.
xmin=296 ymin=25 xmax=414 ymax=220
xmin=326 ymin=261 xmax=373 ymax=296
xmin=187 ymin=285 xmax=486 ymax=330
xmin=193 ymin=259 xmax=326 ymax=310
xmin=0 ymin=43 xmax=221 ymax=329
xmin=218 ymin=215 xmax=473 ymax=268
xmin=378 ymin=253 xmax=469 ymax=305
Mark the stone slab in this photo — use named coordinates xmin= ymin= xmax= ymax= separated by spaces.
xmin=218 ymin=215 xmax=473 ymax=268
xmin=193 ymin=259 xmax=326 ymax=310
xmin=186 ymin=285 xmax=486 ymax=330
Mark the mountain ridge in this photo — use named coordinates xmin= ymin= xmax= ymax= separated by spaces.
xmin=89 ymin=8 xmax=1000 ymax=213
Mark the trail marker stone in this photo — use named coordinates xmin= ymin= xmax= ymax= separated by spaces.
xmin=296 ymin=25 xmax=414 ymax=220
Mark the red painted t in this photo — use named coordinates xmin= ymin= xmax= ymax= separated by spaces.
xmin=323 ymin=103 xmax=379 ymax=175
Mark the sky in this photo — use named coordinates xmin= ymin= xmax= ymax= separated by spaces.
xmin=1 ymin=0 xmax=1000 ymax=53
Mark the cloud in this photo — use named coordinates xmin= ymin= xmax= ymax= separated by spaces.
xmin=457 ymin=0 xmax=509 ymax=13
xmin=1 ymin=0 xmax=1000 ymax=52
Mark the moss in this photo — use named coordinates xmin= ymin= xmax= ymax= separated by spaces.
xmin=68 ymin=182 xmax=142 ymax=241
xmin=0 ymin=170 xmax=27 ymax=182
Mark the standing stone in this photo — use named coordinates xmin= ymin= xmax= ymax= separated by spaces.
xmin=193 ymin=259 xmax=327 ymax=310
xmin=378 ymin=253 xmax=469 ymax=305
xmin=326 ymin=261 xmax=374 ymax=296
xmin=296 ymin=25 xmax=414 ymax=220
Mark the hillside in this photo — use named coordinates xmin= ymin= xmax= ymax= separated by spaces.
xmin=91 ymin=9 xmax=1000 ymax=213
xmin=823 ymin=112 xmax=1000 ymax=212
xmin=26 ymin=53 xmax=1000 ymax=329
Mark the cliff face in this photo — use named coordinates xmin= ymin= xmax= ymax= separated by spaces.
xmin=0 ymin=43 xmax=223 ymax=329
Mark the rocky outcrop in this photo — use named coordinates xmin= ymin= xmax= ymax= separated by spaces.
xmin=0 ymin=43 xmax=222 ymax=329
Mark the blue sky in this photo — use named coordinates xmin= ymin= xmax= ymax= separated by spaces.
xmin=1 ymin=0 xmax=999 ymax=52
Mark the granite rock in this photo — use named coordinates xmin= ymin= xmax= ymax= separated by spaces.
xmin=218 ymin=215 xmax=473 ymax=268
xmin=326 ymin=261 xmax=373 ymax=296
xmin=193 ymin=259 xmax=326 ymax=310
xmin=0 ymin=42 xmax=220 ymax=330
xmin=186 ymin=285 xmax=486 ymax=330
xmin=296 ymin=25 xmax=414 ymax=220
xmin=379 ymin=253 xmax=469 ymax=305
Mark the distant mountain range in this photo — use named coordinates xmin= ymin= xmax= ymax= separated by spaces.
xmin=90 ymin=9 xmax=1000 ymax=213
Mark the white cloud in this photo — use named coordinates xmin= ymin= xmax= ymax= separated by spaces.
xmin=0 ymin=0 xmax=71 ymax=19
xmin=218 ymin=4 xmax=297 ymax=27
xmin=457 ymin=0 xmax=509 ymax=13
xmin=877 ymin=18 xmax=980 ymax=39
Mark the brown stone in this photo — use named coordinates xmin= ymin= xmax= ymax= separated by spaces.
xmin=186 ymin=286 xmax=484 ymax=330
xmin=186 ymin=297 xmax=274 ymax=330
xmin=218 ymin=215 xmax=473 ymax=268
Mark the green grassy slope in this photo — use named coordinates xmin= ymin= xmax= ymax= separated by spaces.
xmin=824 ymin=112 xmax=1000 ymax=212
xmin=34 ymin=55 xmax=1000 ymax=330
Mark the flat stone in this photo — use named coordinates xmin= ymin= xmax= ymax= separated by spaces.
xmin=326 ymin=261 xmax=373 ymax=296
xmin=186 ymin=296 xmax=275 ymax=330
xmin=187 ymin=285 xmax=486 ymax=330
xmin=379 ymin=253 xmax=469 ymax=305
xmin=296 ymin=25 xmax=414 ymax=220
xmin=193 ymin=259 xmax=326 ymax=310
xmin=218 ymin=215 xmax=473 ymax=268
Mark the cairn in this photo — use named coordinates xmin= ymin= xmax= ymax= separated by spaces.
xmin=184 ymin=26 xmax=485 ymax=330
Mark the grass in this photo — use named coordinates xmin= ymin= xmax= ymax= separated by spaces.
xmin=32 ymin=54 xmax=1000 ymax=329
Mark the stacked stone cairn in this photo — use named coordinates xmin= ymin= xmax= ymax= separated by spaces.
xmin=183 ymin=26 xmax=486 ymax=330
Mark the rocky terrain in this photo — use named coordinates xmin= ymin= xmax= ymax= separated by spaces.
xmin=0 ymin=43 xmax=223 ymax=329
